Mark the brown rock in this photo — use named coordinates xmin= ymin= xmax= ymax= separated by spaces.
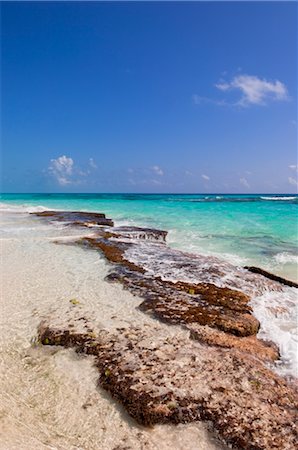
xmin=38 ymin=323 xmax=298 ymax=449
xmin=244 ymin=266 xmax=298 ymax=288
xmin=32 ymin=210 xmax=114 ymax=227
xmin=187 ymin=323 xmax=279 ymax=362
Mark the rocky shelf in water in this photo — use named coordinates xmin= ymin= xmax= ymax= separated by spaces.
xmin=243 ymin=266 xmax=298 ymax=289
xmin=33 ymin=210 xmax=114 ymax=227
xmin=32 ymin=210 xmax=298 ymax=450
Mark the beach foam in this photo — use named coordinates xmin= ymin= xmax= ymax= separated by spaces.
xmin=250 ymin=288 xmax=298 ymax=378
xmin=274 ymin=252 xmax=298 ymax=264
xmin=260 ymin=196 xmax=297 ymax=201
xmin=0 ymin=201 xmax=52 ymax=212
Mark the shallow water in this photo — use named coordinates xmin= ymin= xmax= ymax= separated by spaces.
xmin=1 ymin=193 xmax=297 ymax=282
xmin=0 ymin=211 xmax=223 ymax=450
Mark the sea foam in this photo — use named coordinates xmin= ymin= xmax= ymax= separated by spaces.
xmin=260 ymin=196 xmax=297 ymax=201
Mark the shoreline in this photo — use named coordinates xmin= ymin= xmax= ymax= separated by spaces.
xmin=1 ymin=194 xmax=298 ymax=285
xmin=1 ymin=207 xmax=297 ymax=449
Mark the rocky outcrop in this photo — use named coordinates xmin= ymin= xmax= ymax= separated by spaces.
xmin=105 ymin=270 xmax=260 ymax=337
xmin=108 ymin=226 xmax=168 ymax=242
xmin=187 ymin=323 xmax=279 ymax=361
xmin=83 ymin=236 xmax=145 ymax=273
xmin=32 ymin=209 xmax=291 ymax=359
xmin=32 ymin=210 xmax=114 ymax=227
xmin=33 ymin=209 xmax=298 ymax=449
xmin=38 ymin=322 xmax=298 ymax=449
xmin=244 ymin=266 xmax=298 ymax=288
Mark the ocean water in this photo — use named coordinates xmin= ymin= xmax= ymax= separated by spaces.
xmin=1 ymin=193 xmax=297 ymax=281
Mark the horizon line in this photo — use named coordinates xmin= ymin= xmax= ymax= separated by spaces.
xmin=1 ymin=192 xmax=298 ymax=196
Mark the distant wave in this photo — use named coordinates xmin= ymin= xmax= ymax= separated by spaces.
xmin=0 ymin=202 xmax=50 ymax=213
xmin=274 ymin=252 xmax=298 ymax=264
xmin=260 ymin=196 xmax=297 ymax=201
xmin=168 ymin=196 xmax=297 ymax=203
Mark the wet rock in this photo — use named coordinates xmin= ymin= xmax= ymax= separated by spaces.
xmin=109 ymin=226 xmax=167 ymax=242
xmin=32 ymin=210 xmax=114 ymax=227
xmin=244 ymin=266 xmax=298 ymax=288
xmin=81 ymin=237 xmax=145 ymax=274
xmin=187 ymin=323 xmax=279 ymax=362
xmin=38 ymin=323 xmax=298 ymax=450
xmin=106 ymin=270 xmax=259 ymax=337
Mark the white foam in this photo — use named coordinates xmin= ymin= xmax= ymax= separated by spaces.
xmin=124 ymin=241 xmax=280 ymax=295
xmin=260 ymin=196 xmax=297 ymax=201
xmin=274 ymin=252 xmax=298 ymax=264
xmin=0 ymin=202 xmax=51 ymax=213
xmin=250 ymin=288 xmax=298 ymax=378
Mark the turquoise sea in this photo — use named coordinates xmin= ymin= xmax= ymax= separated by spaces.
xmin=1 ymin=193 xmax=297 ymax=281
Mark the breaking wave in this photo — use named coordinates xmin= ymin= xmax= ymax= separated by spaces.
xmin=274 ymin=252 xmax=298 ymax=264
xmin=260 ymin=196 xmax=297 ymax=201
xmin=0 ymin=202 xmax=51 ymax=213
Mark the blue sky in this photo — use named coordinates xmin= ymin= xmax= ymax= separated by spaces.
xmin=1 ymin=1 xmax=297 ymax=193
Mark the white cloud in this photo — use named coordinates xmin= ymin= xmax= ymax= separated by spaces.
xmin=152 ymin=165 xmax=164 ymax=176
xmin=215 ymin=74 xmax=288 ymax=107
xmin=240 ymin=177 xmax=250 ymax=188
xmin=48 ymin=155 xmax=101 ymax=186
xmin=48 ymin=155 xmax=74 ymax=185
xmin=215 ymin=82 xmax=230 ymax=92
xmin=201 ymin=174 xmax=210 ymax=181
xmin=289 ymin=165 xmax=298 ymax=171
xmin=89 ymin=158 xmax=97 ymax=169
xmin=288 ymin=177 xmax=298 ymax=187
